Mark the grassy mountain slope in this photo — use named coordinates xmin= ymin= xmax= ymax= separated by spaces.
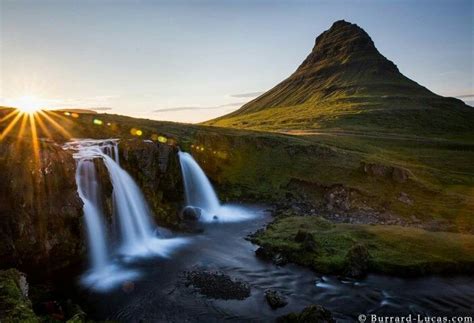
xmin=205 ymin=20 xmax=473 ymax=137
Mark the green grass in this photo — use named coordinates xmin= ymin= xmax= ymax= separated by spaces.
xmin=205 ymin=97 xmax=474 ymax=138
xmin=253 ymin=216 xmax=474 ymax=275
xmin=1 ymin=107 xmax=473 ymax=229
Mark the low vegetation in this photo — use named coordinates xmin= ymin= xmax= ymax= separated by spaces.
xmin=253 ymin=216 xmax=474 ymax=276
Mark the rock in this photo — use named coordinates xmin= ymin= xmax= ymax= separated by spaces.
xmin=0 ymin=139 xmax=84 ymax=274
xmin=278 ymin=304 xmax=335 ymax=323
xmin=398 ymin=192 xmax=413 ymax=205
xmin=180 ymin=206 xmax=202 ymax=221
xmin=344 ymin=243 xmax=370 ymax=278
xmin=265 ymin=290 xmax=288 ymax=309
xmin=361 ymin=162 xmax=411 ymax=183
xmin=255 ymin=247 xmax=288 ymax=266
xmin=294 ymin=230 xmax=310 ymax=242
xmin=0 ymin=269 xmax=39 ymax=322
xmin=255 ymin=247 xmax=272 ymax=260
xmin=272 ymin=253 xmax=288 ymax=266
xmin=118 ymin=139 xmax=184 ymax=227
xmin=325 ymin=185 xmax=351 ymax=211
xmin=294 ymin=230 xmax=317 ymax=251
xmin=184 ymin=269 xmax=250 ymax=300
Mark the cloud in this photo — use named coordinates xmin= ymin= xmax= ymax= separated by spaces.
xmin=455 ymin=94 xmax=474 ymax=98
xmin=230 ymin=91 xmax=264 ymax=98
xmin=153 ymin=101 xmax=246 ymax=113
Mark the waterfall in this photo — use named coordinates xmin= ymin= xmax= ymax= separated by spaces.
xmin=76 ymin=159 xmax=109 ymax=271
xmin=178 ymin=151 xmax=220 ymax=215
xmin=178 ymin=151 xmax=253 ymax=222
xmin=65 ymin=139 xmax=186 ymax=291
xmin=100 ymin=153 xmax=161 ymax=256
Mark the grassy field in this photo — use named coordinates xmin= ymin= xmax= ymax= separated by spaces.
xmin=253 ymin=216 xmax=474 ymax=275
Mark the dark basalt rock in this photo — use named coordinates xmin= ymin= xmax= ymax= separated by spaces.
xmin=265 ymin=289 xmax=288 ymax=309
xmin=180 ymin=206 xmax=202 ymax=221
xmin=255 ymin=247 xmax=272 ymax=260
xmin=255 ymin=247 xmax=288 ymax=266
xmin=344 ymin=243 xmax=370 ymax=278
xmin=118 ymin=139 xmax=184 ymax=227
xmin=278 ymin=304 xmax=335 ymax=323
xmin=184 ymin=269 xmax=250 ymax=300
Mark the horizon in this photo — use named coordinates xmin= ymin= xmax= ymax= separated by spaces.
xmin=1 ymin=0 xmax=473 ymax=123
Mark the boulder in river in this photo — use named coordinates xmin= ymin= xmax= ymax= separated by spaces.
xmin=278 ymin=304 xmax=335 ymax=323
xmin=184 ymin=269 xmax=250 ymax=300
xmin=265 ymin=289 xmax=288 ymax=309
xmin=180 ymin=206 xmax=202 ymax=221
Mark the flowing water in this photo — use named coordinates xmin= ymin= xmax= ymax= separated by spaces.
xmin=178 ymin=151 xmax=253 ymax=222
xmin=82 ymin=207 xmax=474 ymax=321
xmin=65 ymin=139 xmax=187 ymax=291
xmin=178 ymin=151 xmax=220 ymax=216
xmin=75 ymin=159 xmax=109 ymax=272
xmin=78 ymin=149 xmax=474 ymax=321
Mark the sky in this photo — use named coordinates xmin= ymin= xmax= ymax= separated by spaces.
xmin=1 ymin=0 xmax=473 ymax=123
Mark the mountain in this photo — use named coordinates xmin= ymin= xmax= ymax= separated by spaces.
xmin=206 ymin=20 xmax=473 ymax=136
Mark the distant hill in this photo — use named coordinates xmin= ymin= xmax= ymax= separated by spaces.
xmin=52 ymin=108 xmax=99 ymax=114
xmin=0 ymin=106 xmax=99 ymax=115
xmin=205 ymin=20 xmax=473 ymax=137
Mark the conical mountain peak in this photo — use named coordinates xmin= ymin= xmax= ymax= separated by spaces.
xmin=296 ymin=20 xmax=398 ymax=75
xmin=206 ymin=20 xmax=472 ymax=135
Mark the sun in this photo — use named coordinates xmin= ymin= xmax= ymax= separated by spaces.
xmin=9 ymin=95 xmax=44 ymax=114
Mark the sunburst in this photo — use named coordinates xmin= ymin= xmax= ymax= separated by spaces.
xmin=0 ymin=96 xmax=73 ymax=164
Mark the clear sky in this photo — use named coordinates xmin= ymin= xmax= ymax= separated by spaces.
xmin=1 ymin=0 xmax=473 ymax=123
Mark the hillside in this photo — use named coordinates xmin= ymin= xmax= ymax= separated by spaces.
xmin=1 ymin=106 xmax=473 ymax=232
xmin=206 ymin=20 xmax=473 ymax=137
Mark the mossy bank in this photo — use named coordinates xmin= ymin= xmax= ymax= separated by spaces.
xmin=252 ymin=216 xmax=474 ymax=277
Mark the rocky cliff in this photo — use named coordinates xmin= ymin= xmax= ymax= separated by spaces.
xmin=0 ymin=137 xmax=184 ymax=277
xmin=117 ymin=139 xmax=184 ymax=227
xmin=0 ymin=138 xmax=84 ymax=275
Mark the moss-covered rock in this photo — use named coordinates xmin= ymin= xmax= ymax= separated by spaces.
xmin=0 ymin=269 xmax=39 ymax=322
xmin=344 ymin=243 xmax=370 ymax=278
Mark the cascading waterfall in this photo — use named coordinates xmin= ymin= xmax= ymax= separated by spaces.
xmin=65 ymin=139 xmax=186 ymax=291
xmin=178 ymin=151 xmax=253 ymax=222
xmin=178 ymin=151 xmax=220 ymax=214
xmin=75 ymin=158 xmax=109 ymax=272
xmin=101 ymin=153 xmax=163 ymax=256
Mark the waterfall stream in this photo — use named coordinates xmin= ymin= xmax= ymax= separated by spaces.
xmin=178 ymin=151 xmax=254 ymax=222
xmin=75 ymin=159 xmax=109 ymax=272
xmin=65 ymin=139 xmax=186 ymax=291
xmin=178 ymin=151 xmax=220 ymax=215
